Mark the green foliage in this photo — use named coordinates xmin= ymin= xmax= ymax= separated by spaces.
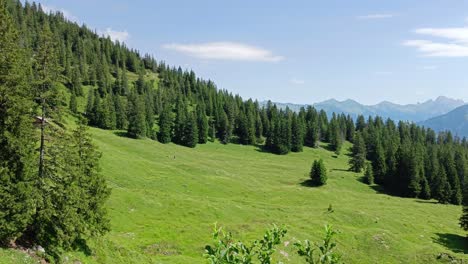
xmin=460 ymin=184 xmax=468 ymax=232
xmin=30 ymin=122 xmax=110 ymax=260
xmin=291 ymin=113 xmax=304 ymax=152
xmin=294 ymin=225 xmax=341 ymax=264
xmin=0 ymin=0 xmax=36 ymax=242
xmin=158 ymin=104 xmax=173 ymax=143
xmin=348 ymin=132 xmax=366 ymax=172
xmin=364 ymin=163 xmax=374 ymax=185
xmin=127 ymin=91 xmax=147 ymax=138
xmin=69 ymin=92 xmax=78 ymax=113
xmin=311 ymin=159 xmax=327 ymax=186
xmin=204 ymin=224 xmax=287 ymax=264
xmin=197 ymin=104 xmax=209 ymax=144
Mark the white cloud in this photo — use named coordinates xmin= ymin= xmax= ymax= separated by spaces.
xmin=357 ymin=14 xmax=396 ymax=20
xmin=414 ymin=27 xmax=468 ymax=43
xmin=99 ymin=28 xmax=130 ymax=43
xmin=404 ymin=26 xmax=468 ymax=57
xmin=162 ymin=42 xmax=284 ymax=62
xmin=41 ymin=4 xmax=78 ymax=23
xmin=290 ymin=78 xmax=305 ymax=85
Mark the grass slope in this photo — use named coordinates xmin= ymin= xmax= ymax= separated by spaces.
xmin=1 ymin=128 xmax=466 ymax=263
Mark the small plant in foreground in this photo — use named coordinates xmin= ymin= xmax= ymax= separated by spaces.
xmin=294 ymin=224 xmax=341 ymax=264
xmin=204 ymin=224 xmax=287 ymax=264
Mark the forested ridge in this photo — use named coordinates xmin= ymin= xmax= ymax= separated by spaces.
xmin=1 ymin=0 xmax=468 ymax=261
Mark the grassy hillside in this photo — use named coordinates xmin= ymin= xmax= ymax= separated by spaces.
xmin=1 ymin=128 xmax=466 ymax=263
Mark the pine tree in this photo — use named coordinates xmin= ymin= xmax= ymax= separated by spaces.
xmin=460 ymin=183 xmax=468 ymax=232
xmin=127 ymin=91 xmax=147 ymax=138
xmin=291 ymin=113 xmax=304 ymax=152
xmin=183 ymin=111 xmax=198 ymax=148
xmin=419 ymin=175 xmax=431 ymax=200
xmin=69 ymin=92 xmax=78 ymax=113
xmin=71 ymin=67 xmax=83 ymax=96
xmin=364 ymin=163 xmax=374 ymax=185
xmin=310 ymin=159 xmax=327 ymax=186
xmin=114 ymin=95 xmax=128 ymax=129
xmin=349 ymin=132 xmax=366 ymax=172
xmin=196 ymin=104 xmax=208 ymax=144
xmin=0 ymin=0 xmax=36 ymax=242
xmin=372 ymin=141 xmax=387 ymax=184
xmin=329 ymin=118 xmax=343 ymax=155
xmin=31 ymin=121 xmax=110 ymax=259
xmin=34 ymin=21 xmax=62 ymax=180
xmin=158 ymin=104 xmax=173 ymax=143
xmin=434 ymin=166 xmax=451 ymax=204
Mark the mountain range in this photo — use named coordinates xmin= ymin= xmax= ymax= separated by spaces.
xmin=419 ymin=104 xmax=468 ymax=137
xmin=264 ymin=96 xmax=465 ymax=123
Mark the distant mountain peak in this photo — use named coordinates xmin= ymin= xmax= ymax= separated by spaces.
xmin=263 ymin=96 xmax=465 ymax=123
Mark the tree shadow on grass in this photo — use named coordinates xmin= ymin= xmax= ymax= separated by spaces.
xmin=433 ymin=233 xmax=468 ymax=254
xmin=368 ymin=184 xmax=390 ymax=195
xmin=72 ymin=238 xmax=93 ymax=256
xmin=299 ymin=179 xmax=323 ymax=188
xmin=415 ymin=200 xmax=438 ymax=204
xmin=332 ymin=168 xmax=350 ymax=172
xmin=113 ymin=131 xmax=129 ymax=138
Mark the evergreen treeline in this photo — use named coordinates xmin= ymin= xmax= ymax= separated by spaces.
xmin=351 ymin=115 xmax=468 ymax=205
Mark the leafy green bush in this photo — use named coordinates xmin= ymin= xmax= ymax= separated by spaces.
xmin=204 ymin=224 xmax=287 ymax=264
xmin=204 ymin=224 xmax=341 ymax=264
xmin=294 ymin=225 xmax=341 ymax=264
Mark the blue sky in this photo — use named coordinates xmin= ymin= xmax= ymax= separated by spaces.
xmin=32 ymin=0 xmax=468 ymax=104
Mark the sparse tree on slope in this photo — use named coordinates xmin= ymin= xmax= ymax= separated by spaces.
xmin=311 ymin=159 xmax=327 ymax=186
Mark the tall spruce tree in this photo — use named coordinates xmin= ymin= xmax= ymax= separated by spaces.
xmin=196 ymin=104 xmax=208 ymax=144
xmin=158 ymin=104 xmax=173 ymax=143
xmin=349 ymin=132 xmax=366 ymax=172
xmin=460 ymin=183 xmax=468 ymax=232
xmin=127 ymin=91 xmax=147 ymax=138
xmin=291 ymin=113 xmax=304 ymax=152
xmin=0 ymin=0 xmax=36 ymax=242
xmin=364 ymin=163 xmax=374 ymax=185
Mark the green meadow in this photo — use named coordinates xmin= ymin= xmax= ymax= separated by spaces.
xmin=1 ymin=127 xmax=466 ymax=263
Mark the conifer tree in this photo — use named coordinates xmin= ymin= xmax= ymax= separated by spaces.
xmin=114 ymin=95 xmax=128 ymax=130
xmin=31 ymin=121 xmax=110 ymax=259
xmin=183 ymin=111 xmax=198 ymax=148
xmin=127 ymin=91 xmax=147 ymax=138
xmin=329 ymin=118 xmax=343 ymax=155
xmin=419 ymin=175 xmax=431 ymax=200
xmin=197 ymin=104 xmax=208 ymax=144
xmin=291 ymin=113 xmax=304 ymax=152
xmin=372 ymin=141 xmax=387 ymax=184
xmin=310 ymin=159 xmax=327 ymax=186
xmin=460 ymin=184 xmax=468 ymax=232
xmin=364 ymin=163 xmax=374 ymax=185
xmin=69 ymin=92 xmax=78 ymax=114
xmin=434 ymin=166 xmax=451 ymax=204
xmin=158 ymin=104 xmax=173 ymax=143
xmin=71 ymin=67 xmax=83 ymax=96
xmin=349 ymin=132 xmax=366 ymax=172
xmin=0 ymin=0 xmax=36 ymax=242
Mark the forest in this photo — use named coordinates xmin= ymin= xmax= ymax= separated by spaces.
xmin=0 ymin=0 xmax=467 ymax=262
